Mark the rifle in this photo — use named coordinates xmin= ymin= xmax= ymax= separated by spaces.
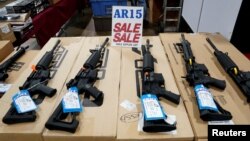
xmin=138 ymin=39 xmax=180 ymax=132
xmin=0 ymin=46 xmax=28 ymax=81
xmin=45 ymin=38 xmax=109 ymax=133
xmin=174 ymin=34 xmax=232 ymax=121
xmin=207 ymin=38 xmax=250 ymax=102
xmin=141 ymin=39 xmax=180 ymax=104
xmin=2 ymin=40 xmax=60 ymax=124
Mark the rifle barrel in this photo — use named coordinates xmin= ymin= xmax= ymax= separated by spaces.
xmin=100 ymin=38 xmax=109 ymax=49
xmin=206 ymin=38 xmax=219 ymax=52
xmin=51 ymin=40 xmax=61 ymax=52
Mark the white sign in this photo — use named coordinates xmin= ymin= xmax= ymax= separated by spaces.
xmin=112 ymin=6 xmax=143 ymax=48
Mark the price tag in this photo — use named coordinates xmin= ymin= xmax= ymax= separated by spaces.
xmin=141 ymin=94 xmax=166 ymax=120
xmin=62 ymin=87 xmax=83 ymax=113
xmin=0 ymin=83 xmax=12 ymax=93
xmin=12 ymin=90 xmax=37 ymax=113
xmin=120 ymin=100 xmax=136 ymax=111
xmin=194 ymin=84 xmax=218 ymax=112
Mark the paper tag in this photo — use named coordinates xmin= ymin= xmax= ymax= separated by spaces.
xmin=12 ymin=90 xmax=37 ymax=113
xmin=0 ymin=83 xmax=12 ymax=93
xmin=120 ymin=100 xmax=136 ymax=111
xmin=141 ymin=94 xmax=165 ymax=120
xmin=208 ymin=120 xmax=234 ymax=125
xmin=62 ymin=87 xmax=83 ymax=113
xmin=1 ymin=25 xmax=10 ymax=33
xmin=165 ymin=115 xmax=176 ymax=125
xmin=194 ymin=84 xmax=218 ymax=112
xmin=137 ymin=113 xmax=177 ymax=134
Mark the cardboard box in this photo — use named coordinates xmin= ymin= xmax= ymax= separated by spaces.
xmin=0 ymin=40 xmax=14 ymax=62
xmin=5 ymin=0 xmax=45 ymax=13
xmin=159 ymin=33 xmax=250 ymax=140
xmin=43 ymin=37 xmax=121 ymax=141
xmin=117 ymin=37 xmax=194 ymax=141
xmin=0 ymin=13 xmax=30 ymax=23
xmin=197 ymin=139 xmax=208 ymax=141
xmin=0 ymin=0 xmax=15 ymax=8
xmin=0 ymin=101 xmax=10 ymax=114
xmin=0 ymin=50 xmax=39 ymax=97
xmin=5 ymin=0 xmax=49 ymax=17
xmin=0 ymin=23 xmax=16 ymax=42
xmin=0 ymin=37 xmax=85 ymax=141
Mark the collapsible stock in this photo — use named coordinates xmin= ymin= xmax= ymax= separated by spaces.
xmin=3 ymin=105 xmax=36 ymax=124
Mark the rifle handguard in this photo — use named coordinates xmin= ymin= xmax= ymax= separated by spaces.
xmin=36 ymin=52 xmax=54 ymax=69
xmin=84 ymin=51 xmax=102 ymax=69
xmin=214 ymin=51 xmax=238 ymax=72
xmin=143 ymin=53 xmax=154 ymax=72
xmin=36 ymin=40 xmax=60 ymax=69
xmin=0 ymin=46 xmax=26 ymax=81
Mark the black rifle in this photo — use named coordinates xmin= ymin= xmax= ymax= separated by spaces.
xmin=0 ymin=46 xmax=28 ymax=81
xmin=174 ymin=34 xmax=232 ymax=121
xmin=137 ymin=39 xmax=180 ymax=132
xmin=207 ymin=38 xmax=250 ymax=102
xmin=45 ymin=38 xmax=109 ymax=133
xmin=2 ymin=40 xmax=60 ymax=124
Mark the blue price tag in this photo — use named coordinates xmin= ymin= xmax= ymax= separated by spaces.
xmin=62 ymin=87 xmax=83 ymax=113
xmin=12 ymin=90 xmax=37 ymax=113
xmin=194 ymin=84 xmax=218 ymax=112
xmin=141 ymin=94 xmax=166 ymax=121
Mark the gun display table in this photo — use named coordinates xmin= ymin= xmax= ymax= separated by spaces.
xmin=160 ymin=33 xmax=250 ymax=141
xmin=0 ymin=34 xmax=249 ymax=141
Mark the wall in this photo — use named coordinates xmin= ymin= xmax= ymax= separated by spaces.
xmin=182 ymin=0 xmax=242 ymax=40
